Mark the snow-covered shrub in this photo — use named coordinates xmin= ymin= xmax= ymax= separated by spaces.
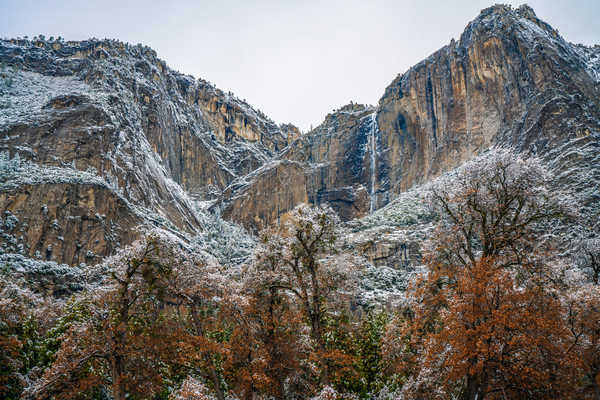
xmin=3 ymin=211 xmax=18 ymax=230
xmin=170 ymin=377 xmax=214 ymax=400
xmin=0 ymin=253 xmax=85 ymax=297
xmin=310 ymin=386 xmax=339 ymax=400
xmin=193 ymin=211 xmax=256 ymax=266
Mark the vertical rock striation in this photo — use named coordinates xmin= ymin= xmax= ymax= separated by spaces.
xmin=377 ymin=4 xmax=600 ymax=200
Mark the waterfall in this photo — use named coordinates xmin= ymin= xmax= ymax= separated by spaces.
xmin=369 ymin=112 xmax=377 ymax=214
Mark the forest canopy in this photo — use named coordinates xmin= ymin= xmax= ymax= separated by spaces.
xmin=1 ymin=149 xmax=599 ymax=400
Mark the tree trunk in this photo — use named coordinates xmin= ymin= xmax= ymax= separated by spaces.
xmin=111 ymin=278 xmax=131 ymax=400
xmin=110 ymin=354 xmax=125 ymax=400
xmin=190 ymin=306 xmax=225 ymax=400
xmin=592 ymin=379 xmax=600 ymax=400
xmin=267 ymin=291 xmax=288 ymax=400
xmin=243 ymin=385 xmax=258 ymax=400
xmin=462 ymin=374 xmax=484 ymax=400
xmin=208 ymin=362 xmax=226 ymax=400
xmin=278 ymin=377 xmax=287 ymax=400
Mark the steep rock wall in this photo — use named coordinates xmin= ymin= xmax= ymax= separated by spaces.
xmin=0 ymin=183 xmax=141 ymax=265
xmin=223 ymin=104 xmax=376 ymax=230
xmin=377 ymin=5 xmax=600 ymax=197
xmin=0 ymin=38 xmax=294 ymax=263
xmin=226 ymin=4 xmax=600 ymax=232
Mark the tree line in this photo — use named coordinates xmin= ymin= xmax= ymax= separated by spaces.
xmin=1 ymin=149 xmax=599 ymax=399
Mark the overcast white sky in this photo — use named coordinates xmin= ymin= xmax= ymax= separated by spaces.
xmin=1 ymin=0 xmax=599 ymax=131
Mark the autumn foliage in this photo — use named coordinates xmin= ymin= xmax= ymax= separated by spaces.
xmin=390 ymin=257 xmax=579 ymax=399
xmin=385 ymin=150 xmax=597 ymax=400
xmin=1 ymin=149 xmax=599 ymax=400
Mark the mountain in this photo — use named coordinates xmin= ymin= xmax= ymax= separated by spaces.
xmin=0 ymin=37 xmax=293 ymax=264
xmin=226 ymin=4 xmax=600 ymax=232
xmin=1 ymin=4 xmax=599 ymax=272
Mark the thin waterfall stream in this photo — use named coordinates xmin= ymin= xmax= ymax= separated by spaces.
xmin=369 ymin=112 xmax=377 ymax=214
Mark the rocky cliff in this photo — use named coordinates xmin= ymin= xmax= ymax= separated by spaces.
xmin=1 ymin=4 xmax=599 ymax=268
xmin=377 ymin=4 xmax=600 ymax=200
xmin=220 ymin=5 xmax=599 ymax=233
xmin=0 ymin=38 xmax=295 ymax=263
xmin=223 ymin=103 xmax=375 ymax=229
xmin=224 ymin=4 xmax=599 ymax=232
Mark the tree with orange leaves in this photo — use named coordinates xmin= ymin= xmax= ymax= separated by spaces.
xmin=566 ymin=284 xmax=600 ymax=399
xmin=392 ymin=257 xmax=576 ymax=400
xmin=225 ymin=204 xmax=363 ymax=398
xmin=385 ymin=149 xmax=580 ymax=400
xmin=564 ymin=236 xmax=600 ymax=399
xmin=165 ymin=257 xmax=234 ymax=400
xmin=29 ymin=233 xmax=183 ymax=400
xmin=224 ymin=266 xmax=306 ymax=400
xmin=0 ymin=281 xmax=30 ymax=398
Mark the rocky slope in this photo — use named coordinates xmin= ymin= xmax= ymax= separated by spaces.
xmin=1 ymin=4 xmax=599 ymax=273
xmin=0 ymin=38 xmax=295 ymax=264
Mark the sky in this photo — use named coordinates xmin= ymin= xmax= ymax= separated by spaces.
xmin=1 ymin=1 xmax=599 ymax=131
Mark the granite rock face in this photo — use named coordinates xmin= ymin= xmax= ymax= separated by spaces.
xmin=226 ymin=4 xmax=600 ymax=232
xmin=284 ymin=104 xmax=383 ymax=213
xmin=377 ymin=4 xmax=600 ymax=200
xmin=0 ymin=38 xmax=296 ymax=263
xmin=0 ymin=183 xmax=141 ymax=265
xmin=1 ymin=4 xmax=599 ymax=265
xmin=223 ymin=103 xmax=376 ymax=230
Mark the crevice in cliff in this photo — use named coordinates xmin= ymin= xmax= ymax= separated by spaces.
xmin=426 ymin=72 xmax=438 ymax=148
xmin=369 ymin=112 xmax=378 ymax=214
